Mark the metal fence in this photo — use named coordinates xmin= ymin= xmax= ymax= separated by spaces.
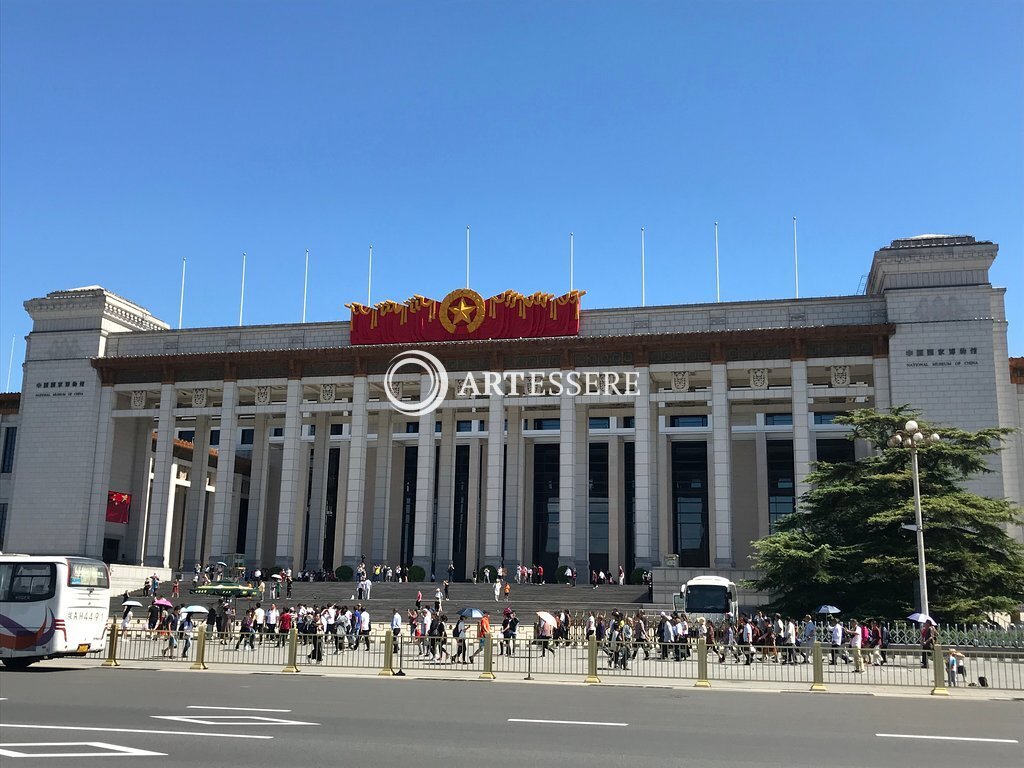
xmin=94 ymin=621 xmax=1023 ymax=692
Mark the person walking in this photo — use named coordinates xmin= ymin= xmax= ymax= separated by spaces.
xmin=453 ymin=615 xmax=468 ymax=663
xmin=850 ymin=619 xmax=864 ymax=672
xmin=799 ymin=616 xmax=816 ymax=663
xmin=921 ymin=619 xmax=937 ymax=668
xmin=391 ymin=608 xmax=402 ymax=654
xmin=503 ymin=582 xmax=511 ymax=602
xmin=469 ymin=611 xmax=490 ymax=662
xmin=493 ymin=580 xmax=501 ymax=602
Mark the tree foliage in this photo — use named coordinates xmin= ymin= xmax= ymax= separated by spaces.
xmin=750 ymin=407 xmax=1024 ymax=622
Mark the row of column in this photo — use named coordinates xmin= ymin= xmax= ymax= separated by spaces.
xmin=127 ymin=359 xmax=889 ymax=570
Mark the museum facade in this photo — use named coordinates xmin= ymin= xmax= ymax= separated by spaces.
xmin=0 ymin=234 xmax=1020 ymax=582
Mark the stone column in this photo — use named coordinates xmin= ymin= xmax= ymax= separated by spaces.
xmin=371 ymin=409 xmax=394 ymax=561
xmin=181 ymin=415 xmax=210 ymax=568
xmin=434 ymin=408 xmax=456 ymax=570
xmin=304 ymin=412 xmax=330 ymax=570
xmin=557 ymin=384 xmax=577 ymax=568
xmin=246 ymin=414 xmax=270 ymax=562
xmin=273 ymin=379 xmax=304 ymax=569
xmin=144 ymin=383 xmax=177 ymax=567
xmin=129 ymin=420 xmax=155 ymax=565
xmin=333 ymin=440 xmax=351 ymax=566
xmin=413 ymin=378 xmax=438 ymax=572
xmin=342 ymin=377 xmax=369 ymax=565
xmin=873 ymin=356 xmax=891 ymax=412
xmin=483 ymin=395 xmax=504 ymax=562
xmin=209 ymin=381 xmax=239 ymax=564
xmin=572 ymin=402 xmax=588 ymax=571
xmin=632 ymin=367 xmax=655 ymax=567
xmin=711 ymin=363 xmax=733 ymax=567
xmin=502 ymin=405 xmax=523 ymax=569
xmin=791 ymin=360 xmax=811 ymax=510
xmin=85 ymin=384 xmax=116 ymax=560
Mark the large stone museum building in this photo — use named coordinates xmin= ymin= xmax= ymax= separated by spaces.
xmin=0 ymin=234 xmax=1021 ymax=583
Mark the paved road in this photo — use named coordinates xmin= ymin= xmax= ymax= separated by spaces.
xmin=0 ymin=665 xmax=1020 ymax=766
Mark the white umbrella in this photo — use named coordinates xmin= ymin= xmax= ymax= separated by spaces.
xmin=121 ymin=600 xmax=142 ymax=607
xmin=183 ymin=605 xmax=210 ymax=613
xmin=536 ymin=610 xmax=557 ymax=626
xmin=907 ymin=612 xmax=934 ymax=624
xmin=271 ymin=574 xmax=283 ymax=580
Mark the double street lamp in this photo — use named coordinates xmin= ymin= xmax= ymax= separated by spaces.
xmin=888 ymin=420 xmax=941 ymax=618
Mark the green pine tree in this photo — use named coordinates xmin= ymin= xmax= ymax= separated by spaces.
xmin=749 ymin=407 xmax=1024 ymax=622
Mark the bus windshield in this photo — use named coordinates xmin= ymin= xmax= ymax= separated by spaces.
xmin=67 ymin=559 xmax=109 ymax=588
xmin=686 ymin=585 xmax=730 ymax=613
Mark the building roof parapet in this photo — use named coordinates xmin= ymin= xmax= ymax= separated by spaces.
xmin=866 ymin=234 xmax=998 ymax=295
xmin=25 ymin=286 xmax=170 ymax=333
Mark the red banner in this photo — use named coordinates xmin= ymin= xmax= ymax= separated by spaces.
xmin=346 ymin=289 xmax=584 ymax=345
xmin=106 ymin=492 xmax=131 ymax=524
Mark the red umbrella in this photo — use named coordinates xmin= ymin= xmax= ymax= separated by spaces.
xmin=154 ymin=598 xmax=174 ymax=608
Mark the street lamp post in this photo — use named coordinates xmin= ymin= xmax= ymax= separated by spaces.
xmin=888 ymin=420 xmax=940 ymax=618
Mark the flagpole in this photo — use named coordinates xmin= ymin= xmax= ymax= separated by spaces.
xmin=178 ymin=256 xmax=186 ymax=329
xmin=239 ymin=251 xmax=246 ymax=326
xmin=641 ymin=227 xmax=646 ymax=307
xmin=569 ymin=232 xmax=574 ymax=292
xmin=302 ymin=249 xmax=309 ymax=323
xmin=5 ymin=337 xmax=13 ymax=393
xmin=793 ymin=216 xmax=800 ymax=299
xmin=367 ymin=244 xmax=373 ymax=306
xmin=714 ymin=222 xmax=721 ymax=303
xmin=466 ymin=226 xmax=470 ymax=288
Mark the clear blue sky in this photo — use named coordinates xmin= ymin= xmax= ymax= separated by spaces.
xmin=1 ymin=1 xmax=1021 ymax=392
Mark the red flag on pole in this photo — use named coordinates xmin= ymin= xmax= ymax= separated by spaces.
xmin=106 ymin=492 xmax=131 ymax=524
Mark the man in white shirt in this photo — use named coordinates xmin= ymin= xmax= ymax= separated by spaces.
xmin=253 ymin=603 xmax=266 ymax=643
xmin=829 ymin=617 xmax=847 ymax=665
xmin=849 ymin=619 xmax=864 ymax=672
xmin=265 ymin=604 xmax=280 ymax=644
xmin=391 ymin=608 xmax=402 ymax=653
xmin=359 ymin=607 xmax=371 ymax=650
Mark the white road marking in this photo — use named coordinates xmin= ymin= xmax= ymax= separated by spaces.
xmin=151 ymin=715 xmax=317 ymax=726
xmin=508 ymin=718 xmax=628 ymax=727
xmin=877 ymin=734 xmax=1019 ymax=744
xmin=186 ymin=706 xmax=292 ymax=712
xmin=0 ymin=741 xmax=165 ymax=758
xmin=1 ymin=724 xmax=271 ymax=740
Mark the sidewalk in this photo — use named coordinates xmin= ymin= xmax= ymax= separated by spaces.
xmin=48 ymin=655 xmax=1022 ymax=702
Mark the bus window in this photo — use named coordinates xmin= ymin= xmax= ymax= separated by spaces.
xmin=68 ymin=559 xmax=109 ymax=588
xmin=0 ymin=564 xmax=12 ymax=600
xmin=685 ymin=585 xmax=730 ymax=613
xmin=8 ymin=563 xmax=56 ymax=602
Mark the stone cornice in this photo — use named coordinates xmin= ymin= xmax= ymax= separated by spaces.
xmin=92 ymin=323 xmax=895 ymax=384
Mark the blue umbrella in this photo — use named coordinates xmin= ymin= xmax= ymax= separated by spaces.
xmin=816 ymin=605 xmax=841 ymax=615
xmin=457 ymin=607 xmax=485 ymax=618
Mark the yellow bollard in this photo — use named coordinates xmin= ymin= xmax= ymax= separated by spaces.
xmin=190 ymin=625 xmax=208 ymax=671
xmin=931 ymin=644 xmax=949 ymax=696
xmin=101 ymin=619 xmax=120 ymax=668
xmin=809 ymin=641 xmax=827 ymax=692
xmin=479 ymin=634 xmax=496 ymax=680
xmin=282 ymin=627 xmax=299 ymax=673
xmin=585 ymin=635 xmax=601 ymax=684
xmin=694 ymin=637 xmax=711 ymax=688
xmin=379 ymin=633 xmax=394 ymax=676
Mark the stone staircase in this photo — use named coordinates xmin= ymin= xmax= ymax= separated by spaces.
xmin=113 ymin=579 xmax=665 ymax=620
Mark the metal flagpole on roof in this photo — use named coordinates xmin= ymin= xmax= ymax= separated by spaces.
xmin=715 ymin=222 xmax=721 ymax=303
xmin=569 ymin=232 xmax=574 ymax=292
xmin=367 ymin=245 xmax=373 ymax=305
xmin=793 ymin=216 xmax=800 ymax=299
xmin=239 ymin=252 xmax=246 ymax=326
xmin=641 ymin=227 xmax=646 ymax=307
xmin=466 ymin=226 xmax=470 ymax=288
xmin=178 ymin=256 xmax=186 ymax=329
xmin=5 ymin=337 xmax=13 ymax=393
xmin=302 ymin=249 xmax=309 ymax=323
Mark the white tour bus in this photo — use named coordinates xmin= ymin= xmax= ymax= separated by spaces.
xmin=0 ymin=554 xmax=111 ymax=669
xmin=678 ymin=575 xmax=739 ymax=621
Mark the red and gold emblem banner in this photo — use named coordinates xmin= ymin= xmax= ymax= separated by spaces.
xmin=346 ymin=289 xmax=584 ymax=345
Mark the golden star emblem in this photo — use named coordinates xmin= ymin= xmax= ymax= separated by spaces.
xmin=450 ymin=298 xmax=476 ymax=325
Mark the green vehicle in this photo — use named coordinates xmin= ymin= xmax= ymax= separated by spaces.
xmin=189 ymin=581 xmax=258 ymax=598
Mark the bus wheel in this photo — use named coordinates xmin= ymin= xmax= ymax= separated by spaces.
xmin=2 ymin=658 xmax=36 ymax=669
